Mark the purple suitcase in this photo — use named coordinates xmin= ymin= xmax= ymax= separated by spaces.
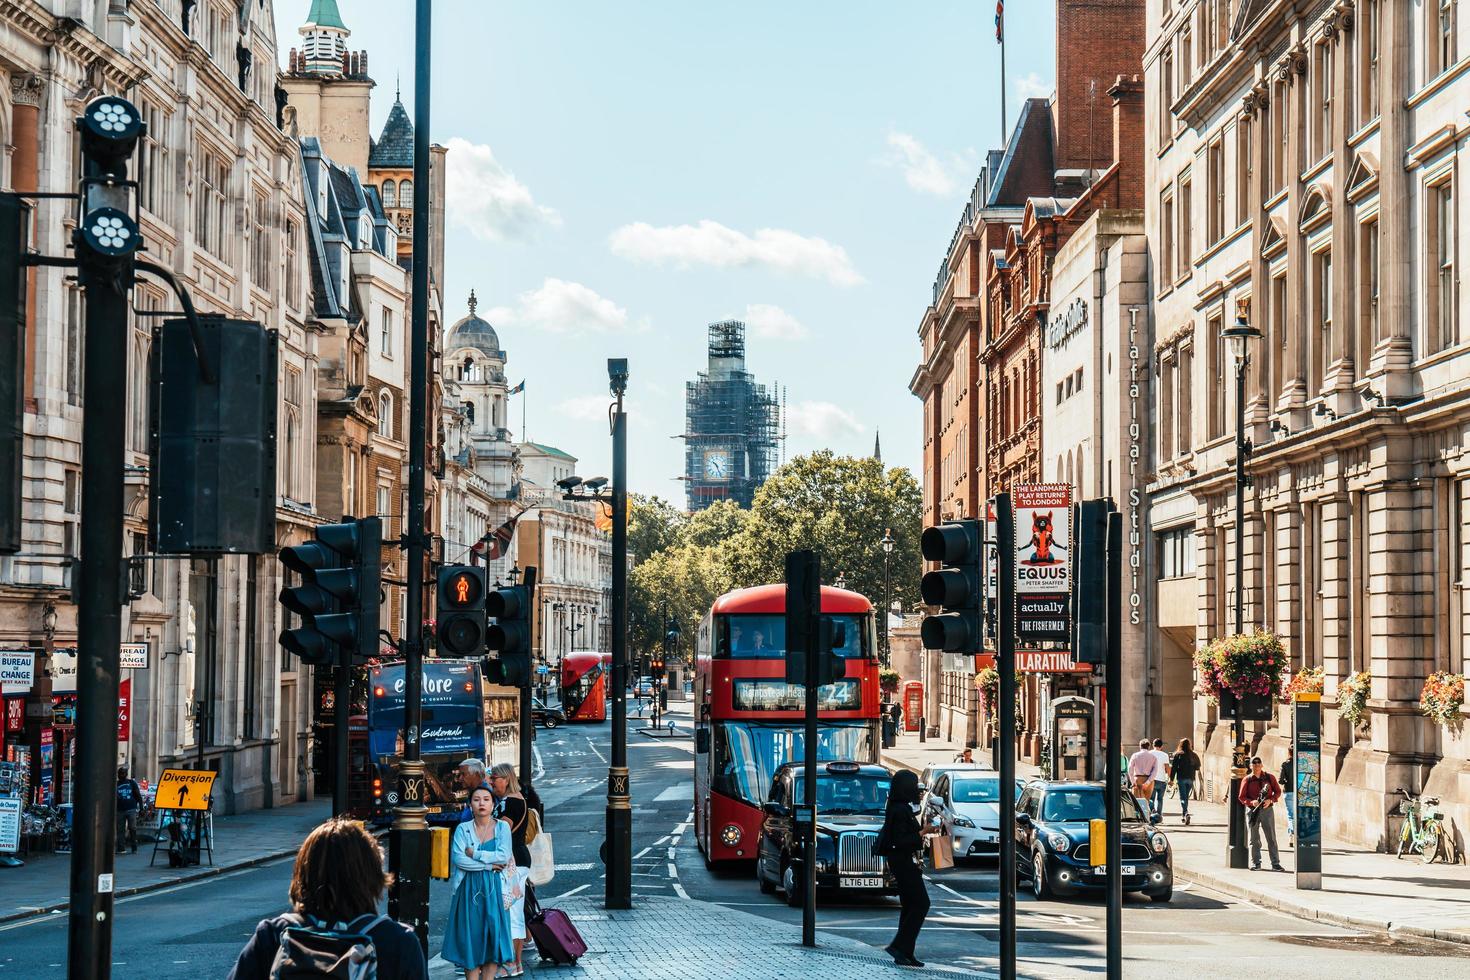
xmin=529 ymin=904 xmax=587 ymax=966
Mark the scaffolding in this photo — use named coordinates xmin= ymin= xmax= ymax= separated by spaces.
xmin=684 ymin=320 xmax=782 ymax=511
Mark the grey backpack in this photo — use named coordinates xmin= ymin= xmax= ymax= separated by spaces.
xmin=268 ymin=913 xmax=385 ymax=980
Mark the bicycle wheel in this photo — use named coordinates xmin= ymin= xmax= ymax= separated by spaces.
xmin=1418 ymin=824 xmax=1442 ymax=865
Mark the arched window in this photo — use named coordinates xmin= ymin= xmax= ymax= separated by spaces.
xmin=461 ymin=355 xmax=474 ymax=380
xmin=382 ymin=180 xmax=397 ymax=207
xmin=378 ymin=391 xmax=393 ymax=437
xmin=399 ymin=179 xmax=414 ymax=208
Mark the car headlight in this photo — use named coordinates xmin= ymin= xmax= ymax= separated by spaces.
xmin=1047 ymin=833 xmax=1071 ymax=853
xmin=954 ymin=815 xmax=975 ymax=828
xmin=1151 ymin=834 xmax=1168 ymax=855
xmin=720 ymin=823 xmax=743 ymax=847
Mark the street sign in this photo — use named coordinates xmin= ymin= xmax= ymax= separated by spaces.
xmin=1016 ymin=595 xmax=1069 ymax=640
xmin=120 ymin=642 xmax=149 ymax=670
xmin=155 ymin=768 xmax=216 ymax=811
xmin=118 ymin=678 xmax=131 ymax=742
xmin=49 ymin=647 xmax=78 ymax=693
xmin=1013 ymin=484 xmax=1072 ymax=593
xmin=1016 ymin=649 xmax=1090 ymax=673
xmin=0 ymin=650 xmax=33 ymax=693
xmin=0 ymin=797 xmax=20 ymax=854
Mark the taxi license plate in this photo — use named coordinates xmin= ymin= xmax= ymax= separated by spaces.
xmin=1094 ymin=865 xmax=1138 ymax=875
xmin=843 ymin=876 xmax=884 ymax=888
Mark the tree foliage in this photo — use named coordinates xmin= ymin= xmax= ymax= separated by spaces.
xmin=625 ymin=453 xmax=922 ymax=661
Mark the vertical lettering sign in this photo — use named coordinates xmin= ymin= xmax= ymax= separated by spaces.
xmin=984 ymin=501 xmax=999 ymax=644
xmin=1013 ymin=484 xmax=1073 ymax=641
xmin=1294 ymin=694 xmax=1322 ymax=889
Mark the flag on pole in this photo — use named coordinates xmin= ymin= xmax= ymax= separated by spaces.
xmin=509 ymin=380 xmax=525 ymax=395
xmin=995 ymin=0 xmax=1004 ymax=42
xmin=470 ymin=511 xmax=523 ymax=561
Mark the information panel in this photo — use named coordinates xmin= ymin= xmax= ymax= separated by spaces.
xmin=1294 ymin=694 xmax=1322 ymax=889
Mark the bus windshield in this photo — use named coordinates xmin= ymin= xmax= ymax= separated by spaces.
xmin=712 ymin=720 xmax=875 ymax=807
xmin=717 ymin=613 xmax=869 ymax=659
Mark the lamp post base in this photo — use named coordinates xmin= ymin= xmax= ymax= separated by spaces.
xmin=389 ymin=758 xmax=432 ymax=952
xmin=605 ymin=766 xmax=632 ymax=910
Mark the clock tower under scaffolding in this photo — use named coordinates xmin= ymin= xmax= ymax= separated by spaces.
xmin=684 ymin=320 xmax=782 ymax=511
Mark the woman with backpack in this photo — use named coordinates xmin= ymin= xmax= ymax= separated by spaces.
xmin=225 ymin=816 xmax=426 ymax=979
xmin=1171 ymin=738 xmax=1202 ymax=826
xmin=489 ymin=763 xmax=535 ymax=974
xmin=445 ymin=784 xmax=517 ymax=979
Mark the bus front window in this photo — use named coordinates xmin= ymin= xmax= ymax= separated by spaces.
xmin=718 ymin=614 xmax=870 ymax=659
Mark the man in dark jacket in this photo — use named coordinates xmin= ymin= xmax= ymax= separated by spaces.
xmin=1238 ymin=757 xmax=1284 ymax=871
xmin=115 ymin=767 xmax=143 ymax=854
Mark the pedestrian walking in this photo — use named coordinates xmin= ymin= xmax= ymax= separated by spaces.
xmin=490 ymin=763 xmax=535 ymax=974
xmin=115 ymin=766 xmax=142 ymax=854
xmin=881 ymin=769 xmax=933 ymax=968
xmin=1279 ymin=748 xmax=1296 ymax=844
xmin=226 ymin=817 xmax=426 ymax=980
xmin=456 ymin=758 xmax=488 ymax=822
xmin=1239 ymin=756 xmax=1285 ymax=871
xmin=1150 ymin=738 xmax=1172 ymax=823
xmin=444 ymin=785 xmax=516 ymax=979
xmin=1169 ymin=739 xmax=1201 ymax=825
xmin=1127 ymin=739 xmax=1161 ymax=822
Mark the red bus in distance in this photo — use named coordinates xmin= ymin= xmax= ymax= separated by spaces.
xmin=561 ymin=651 xmax=612 ymax=722
xmin=694 ymin=583 xmax=880 ymax=865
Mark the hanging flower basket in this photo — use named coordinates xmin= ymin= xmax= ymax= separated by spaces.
xmin=1339 ymin=670 xmax=1372 ymax=731
xmin=1193 ymin=630 xmax=1289 ymax=707
xmin=1281 ymin=666 xmax=1324 ymax=702
xmin=880 ymin=668 xmax=901 ymax=696
xmin=1419 ymin=672 xmax=1465 ymax=728
xmin=976 ymin=667 xmax=1023 ymax=720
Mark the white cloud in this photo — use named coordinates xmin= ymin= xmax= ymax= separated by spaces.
xmin=885 ymin=132 xmax=957 ymax=196
xmin=786 ymin=400 xmax=865 ymax=441
xmin=1015 ymin=72 xmax=1052 ymax=101
xmin=608 ymin=220 xmax=863 ymax=287
xmin=744 ymin=304 xmax=808 ymax=341
xmin=444 ymin=137 xmax=560 ymax=241
xmin=486 ymin=278 xmax=646 ymax=335
xmin=556 ymin=395 xmax=613 ymax=423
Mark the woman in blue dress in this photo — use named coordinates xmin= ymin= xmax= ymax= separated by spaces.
xmin=443 ymin=785 xmax=516 ymax=979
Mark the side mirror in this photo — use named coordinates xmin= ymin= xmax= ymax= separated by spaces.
xmin=1015 ymin=812 xmax=1031 ymax=826
xmin=763 ymin=801 xmax=788 ymax=818
xmin=695 ymin=729 xmax=710 ymax=754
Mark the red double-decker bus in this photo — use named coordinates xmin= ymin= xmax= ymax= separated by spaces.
xmin=693 ymin=584 xmax=881 ymax=865
xmin=561 ymin=651 xmax=612 ymax=722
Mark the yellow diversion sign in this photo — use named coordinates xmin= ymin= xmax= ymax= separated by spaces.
xmin=156 ymin=768 xmax=217 ymax=811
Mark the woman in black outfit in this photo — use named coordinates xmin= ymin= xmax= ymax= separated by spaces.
xmin=883 ymin=769 xmax=932 ymax=968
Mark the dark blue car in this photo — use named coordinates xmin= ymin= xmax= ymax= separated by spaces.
xmin=1015 ymin=781 xmax=1173 ymax=903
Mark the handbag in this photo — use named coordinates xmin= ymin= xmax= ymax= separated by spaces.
xmin=523 ymin=808 xmax=541 ymax=845
xmin=500 ymin=857 xmax=524 ymax=910
xmin=529 ymin=831 xmax=554 ymax=887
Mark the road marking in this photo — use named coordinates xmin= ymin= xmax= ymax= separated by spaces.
xmin=634 ymin=846 xmax=652 ymax=858
xmin=653 ymin=835 xmax=671 ymax=845
xmin=549 ymin=883 xmax=590 ymax=900
xmin=667 ymin=862 xmax=679 ymax=878
xmin=554 ymin=862 xmax=595 ymax=871
xmin=673 ymin=882 xmax=690 ymax=899
xmin=667 ymin=846 xmax=677 ymax=860
xmin=653 ymin=782 xmax=691 ymax=802
xmin=533 ymin=741 xmax=545 ymax=780
xmin=585 ymin=737 xmax=607 ymax=764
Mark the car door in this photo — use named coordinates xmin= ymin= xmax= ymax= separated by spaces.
xmin=1016 ymin=787 xmax=1039 ymax=870
xmin=759 ymin=775 xmax=785 ymax=877
xmin=933 ymin=776 xmax=954 ymax=836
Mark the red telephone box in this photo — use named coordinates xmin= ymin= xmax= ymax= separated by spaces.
xmin=902 ymin=681 xmax=923 ymax=733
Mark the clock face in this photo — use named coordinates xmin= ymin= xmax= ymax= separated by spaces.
xmin=704 ymin=451 xmax=731 ymax=480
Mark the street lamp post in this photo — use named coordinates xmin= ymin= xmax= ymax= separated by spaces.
xmin=1222 ymin=311 xmax=1260 ymax=871
xmin=881 ymin=528 xmax=895 ymax=667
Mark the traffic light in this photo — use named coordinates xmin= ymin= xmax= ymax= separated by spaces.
xmin=1071 ymin=499 xmax=1111 ymax=664
xmin=784 ymin=550 xmax=846 ymax=687
xmin=919 ymin=519 xmax=983 ymax=652
xmin=278 ymin=517 xmax=382 ymax=666
xmin=486 ymin=582 xmax=532 ymax=686
xmin=436 ymin=565 xmax=487 ymax=658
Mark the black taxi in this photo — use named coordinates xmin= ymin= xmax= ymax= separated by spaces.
xmin=755 ymin=761 xmax=896 ymax=906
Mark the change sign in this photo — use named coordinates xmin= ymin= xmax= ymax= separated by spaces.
xmin=0 ymin=651 xmax=34 ymax=693
xmin=1014 ymin=484 xmax=1073 ymax=644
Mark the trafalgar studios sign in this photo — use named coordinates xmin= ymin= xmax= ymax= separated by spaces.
xmin=1013 ymin=484 xmax=1072 ymax=643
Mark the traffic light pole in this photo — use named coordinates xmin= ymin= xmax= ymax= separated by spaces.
xmin=520 ymin=567 xmax=538 ymax=787
xmin=333 ymin=656 xmax=350 ymax=815
xmin=67 ymin=264 xmax=130 ymax=980
xmin=389 ymin=0 xmax=433 ymax=950
xmin=995 ymin=493 xmax=1017 ymax=980
xmin=1105 ymin=508 xmax=1123 ymax=978
xmin=606 ymin=379 xmax=632 ymax=909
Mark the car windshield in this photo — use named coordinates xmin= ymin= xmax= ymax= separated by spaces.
xmin=712 ymin=720 xmax=876 ymax=807
xmin=951 ymin=778 xmax=1001 ymax=804
xmin=793 ymin=773 xmax=891 ymax=815
xmin=1041 ymin=789 xmax=1147 ymax=823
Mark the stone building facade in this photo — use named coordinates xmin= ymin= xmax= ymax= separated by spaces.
xmin=1146 ymin=0 xmax=1470 ymax=849
xmin=0 ymin=0 xmax=316 ymax=812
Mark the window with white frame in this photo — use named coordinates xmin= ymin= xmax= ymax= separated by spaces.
xmin=1429 ymin=178 xmax=1457 ymax=353
xmin=1359 ymin=218 xmax=1380 ymax=371
xmin=1208 ymin=140 xmax=1225 ymax=245
xmin=380 ymin=307 xmax=394 ymax=356
xmin=1312 ymin=42 xmax=1333 ymax=164
xmin=195 ymin=147 xmax=230 ymax=260
xmin=1178 ymin=174 xmax=1193 ymax=273
xmin=1160 ymin=190 xmax=1175 ymax=284
xmin=382 ymin=180 xmax=397 ymax=207
xmin=1312 ymin=249 xmax=1333 ymax=392
xmin=1236 ymin=115 xmax=1252 ymax=225
xmin=1359 ymin=0 xmax=1380 ymax=123
xmin=284 ymin=217 xmax=300 ymax=309
xmin=139 ymin=101 xmax=171 ymax=222
xmin=251 ymin=191 xmax=272 ymax=292
xmin=379 ymin=391 xmax=393 ymax=437
xmin=399 ymin=179 xmax=414 ymax=208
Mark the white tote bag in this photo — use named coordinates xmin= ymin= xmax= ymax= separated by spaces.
xmin=528 ymin=831 xmax=555 ymax=887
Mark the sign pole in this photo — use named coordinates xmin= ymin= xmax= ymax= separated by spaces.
xmin=995 ymin=492 xmax=1017 ymax=980
xmin=1105 ymin=507 xmax=1123 ymax=978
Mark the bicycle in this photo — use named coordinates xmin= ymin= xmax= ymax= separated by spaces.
xmin=1395 ymin=787 xmax=1457 ymax=864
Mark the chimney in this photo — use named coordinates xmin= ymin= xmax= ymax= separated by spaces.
xmin=1110 ymin=74 xmax=1145 ymax=209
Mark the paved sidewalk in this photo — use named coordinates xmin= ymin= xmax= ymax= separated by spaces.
xmin=882 ymin=727 xmax=1470 ymax=945
xmin=0 ymin=798 xmax=333 ymax=923
xmin=427 ymin=895 xmax=986 ymax=979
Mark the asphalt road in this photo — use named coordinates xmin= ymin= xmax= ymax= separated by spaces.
xmin=5 ymin=703 xmax=1468 ymax=979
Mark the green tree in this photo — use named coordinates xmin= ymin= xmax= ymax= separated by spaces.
xmin=628 ymin=543 xmax=731 ymax=662
xmin=725 ymin=451 xmax=922 ymax=616
xmin=628 ymin=493 xmax=685 ymax=561
xmin=682 ymin=498 xmax=748 ymax=549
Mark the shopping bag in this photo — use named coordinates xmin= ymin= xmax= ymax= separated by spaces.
xmin=529 ymin=831 xmax=555 ymax=887
xmin=929 ymin=833 xmax=955 ymax=870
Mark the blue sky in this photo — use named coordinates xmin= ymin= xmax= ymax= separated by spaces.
xmin=278 ymin=1 xmax=1058 ymax=500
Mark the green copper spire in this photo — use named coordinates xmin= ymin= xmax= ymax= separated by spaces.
xmin=304 ymin=0 xmax=347 ymax=30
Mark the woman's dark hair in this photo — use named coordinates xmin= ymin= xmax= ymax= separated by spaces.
xmin=470 ymin=784 xmax=494 ymax=802
xmin=289 ymin=817 xmax=392 ymax=923
xmin=1175 ymin=738 xmax=1192 ymax=754
xmin=889 ymin=769 xmax=921 ymax=807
